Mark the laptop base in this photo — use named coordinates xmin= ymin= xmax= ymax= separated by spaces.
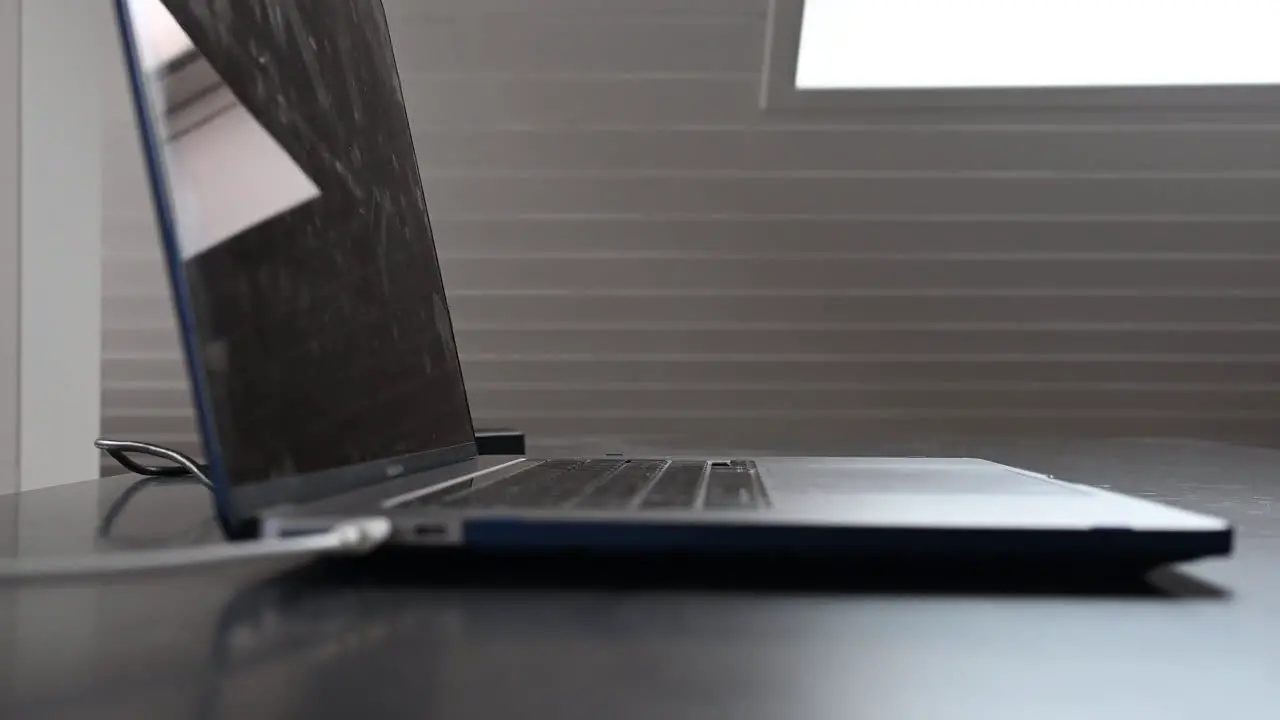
xmin=261 ymin=456 xmax=1233 ymax=568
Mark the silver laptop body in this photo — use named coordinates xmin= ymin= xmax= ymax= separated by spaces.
xmin=113 ymin=0 xmax=1231 ymax=565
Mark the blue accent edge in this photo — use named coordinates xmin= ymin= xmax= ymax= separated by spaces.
xmin=111 ymin=1 xmax=236 ymax=531
xmin=463 ymin=518 xmax=1233 ymax=558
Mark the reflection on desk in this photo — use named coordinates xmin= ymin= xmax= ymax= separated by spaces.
xmin=2 ymin=437 xmax=1280 ymax=720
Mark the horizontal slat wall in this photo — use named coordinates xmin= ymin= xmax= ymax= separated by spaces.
xmin=101 ymin=21 xmax=178 ymax=471
xmin=101 ymin=0 xmax=1280 ymax=469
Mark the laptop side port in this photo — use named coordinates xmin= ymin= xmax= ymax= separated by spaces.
xmin=399 ymin=521 xmax=461 ymax=545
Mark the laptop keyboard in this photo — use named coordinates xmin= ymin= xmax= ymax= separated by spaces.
xmin=406 ymin=459 xmax=763 ymax=511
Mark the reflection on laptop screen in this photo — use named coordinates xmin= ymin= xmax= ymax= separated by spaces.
xmin=122 ymin=0 xmax=475 ymax=487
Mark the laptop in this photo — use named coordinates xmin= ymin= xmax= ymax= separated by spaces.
xmin=111 ymin=0 xmax=1231 ymax=566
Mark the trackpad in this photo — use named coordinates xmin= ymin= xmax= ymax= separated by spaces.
xmin=761 ymin=458 xmax=1083 ymax=496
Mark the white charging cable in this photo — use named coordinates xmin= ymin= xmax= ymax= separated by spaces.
xmin=0 ymin=516 xmax=393 ymax=581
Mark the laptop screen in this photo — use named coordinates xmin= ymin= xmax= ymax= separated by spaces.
xmin=116 ymin=0 xmax=476 ymax=511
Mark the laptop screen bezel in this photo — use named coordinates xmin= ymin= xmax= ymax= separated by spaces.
xmin=112 ymin=0 xmax=479 ymax=532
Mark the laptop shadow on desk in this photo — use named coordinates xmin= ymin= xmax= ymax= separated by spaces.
xmin=297 ymin=549 xmax=1228 ymax=599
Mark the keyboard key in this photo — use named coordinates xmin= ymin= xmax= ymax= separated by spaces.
xmin=703 ymin=465 xmax=761 ymax=510
xmin=573 ymin=460 xmax=667 ymax=510
xmin=518 ymin=461 xmax=627 ymax=508
xmin=638 ymin=461 xmax=705 ymax=509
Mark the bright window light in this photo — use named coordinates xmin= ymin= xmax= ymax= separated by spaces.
xmin=796 ymin=0 xmax=1280 ymax=90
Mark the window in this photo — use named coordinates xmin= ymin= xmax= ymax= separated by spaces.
xmin=763 ymin=0 xmax=1280 ymax=109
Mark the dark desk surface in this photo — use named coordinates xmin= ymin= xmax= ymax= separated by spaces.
xmin=2 ymin=437 xmax=1279 ymax=720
